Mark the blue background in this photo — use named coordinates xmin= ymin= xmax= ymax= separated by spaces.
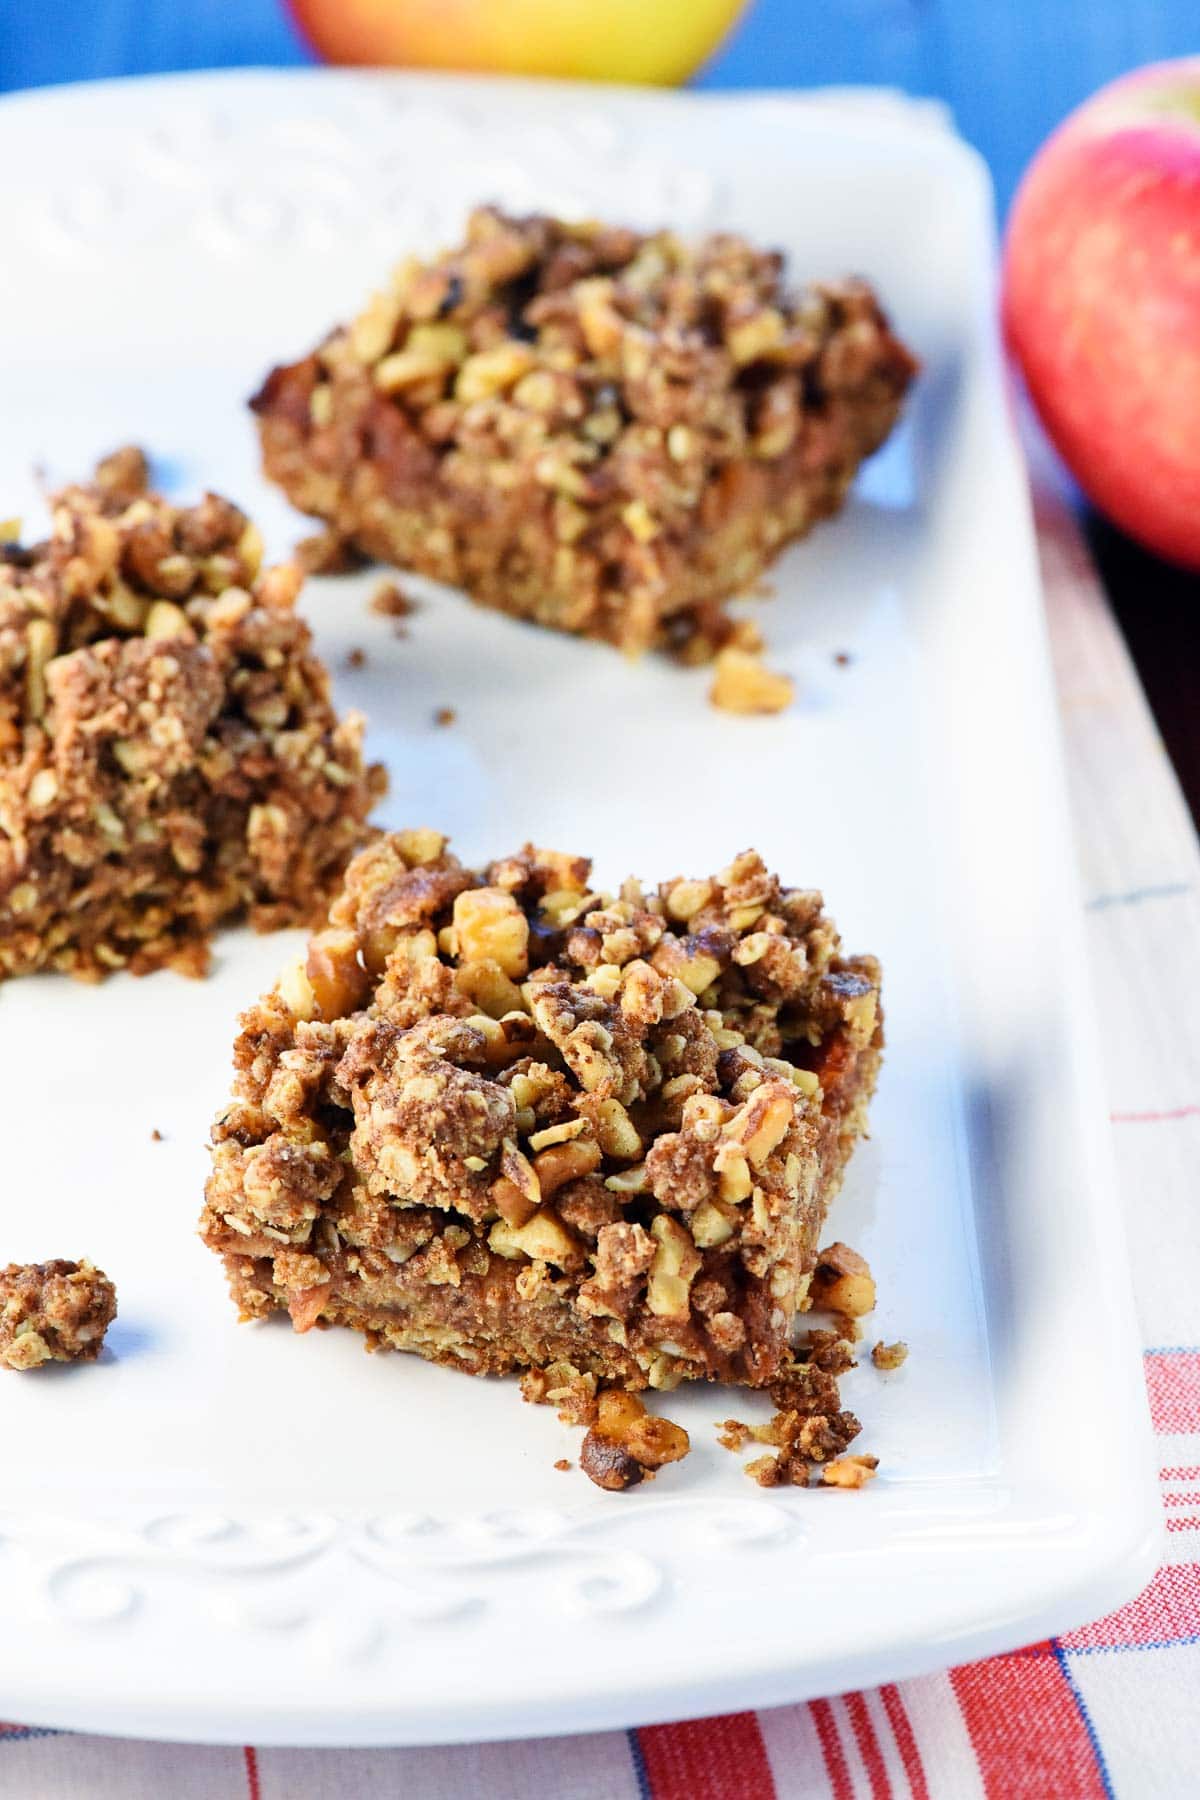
xmin=2 ymin=0 xmax=1197 ymax=208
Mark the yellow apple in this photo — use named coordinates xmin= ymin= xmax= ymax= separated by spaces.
xmin=289 ymin=0 xmax=749 ymax=87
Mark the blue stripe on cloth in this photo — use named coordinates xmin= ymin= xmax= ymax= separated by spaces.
xmin=627 ymin=1727 xmax=652 ymax=1799
xmin=0 ymin=1727 xmax=61 ymax=1742
xmin=1067 ymin=1634 xmax=1200 ymax=1656
xmin=1086 ymin=882 xmax=1192 ymax=912
xmin=1052 ymin=1641 xmax=1116 ymax=1800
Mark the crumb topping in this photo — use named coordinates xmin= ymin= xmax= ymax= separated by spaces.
xmin=252 ymin=208 xmax=916 ymax=661
xmin=0 ymin=453 xmax=384 ymax=980
xmin=201 ymin=832 xmax=883 ymax=1393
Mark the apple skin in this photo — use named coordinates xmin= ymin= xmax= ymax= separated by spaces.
xmin=1003 ymin=59 xmax=1200 ymax=570
xmin=288 ymin=0 xmax=748 ymax=88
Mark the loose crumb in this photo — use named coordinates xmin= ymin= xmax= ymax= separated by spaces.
xmin=745 ymin=1452 xmax=796 ymax=1488
xmin=0 ymin=1260 xmax=117 ymax=1371
xmin=716 ymin=1345 xmax=871 ymax=1490
xmin=346 ymin=647 xmax=367 ymax=670
xmin=833 ymin=650 xmax=854 ymax=668
xmin=150 ymin=1128 xmax=164 ymax=1142
xmin=717 ymin=1419 xmax=752 ymax=1452
xmin=370 ymin=580 xmax=413 ymax=619
xmin=709 ymin=647 xmax=794 ymax=715
xmin=822 ymin=1454 xmax=879 ymax=1489
xmin=554 ymin=1458 xmax=572 ymax=1472
xmin=433 ymin=706 xmax=456 ymax=728
xmin=872 ymin=1339 xmax=908 ymax=1371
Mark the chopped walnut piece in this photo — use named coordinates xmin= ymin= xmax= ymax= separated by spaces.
xmin=93 ymin=443 xmax=149 ymax=505
xmin=252 ymin=209 xmax=916 ymax=665
xmin=709 ymin=648 xmax=795 ymax=716
xmin=580 ymin=1430 xmax=645 ymax=1491
xmin=872 ymin=1340 xmax=908 ymax=1371
xmin=0 ymin=1260 xmax=117 ymax=1370
xmin=578 ymin=1387 xmax=690 ymax=1492
xmin=822 ymin=1454 xmax=879 ymax=1489
xmin=809 ymin=1242 xmax=877 ymax=1319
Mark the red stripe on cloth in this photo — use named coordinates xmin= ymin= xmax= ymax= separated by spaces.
xmin=1164 ymin=1491 xmax=1200 ymax=1506
xmin=810 ymin=1699 xmax=853 ymax=1800
xmin=243 ymin=1746 xmax=261 ymax=1800
xmin=1161 ymin=1466 xmax=1200 ymax=1480
xmin=845 ymin=1693 xmax=892 ymax=1799
xmin=1111 ymin=1105 xmax=1200 ymax=1123
xmin=880 ymin=1686 xmax=930 ymax=1800
xmin=1167 ymin=1518 xmax=1200 ymax=1533
xmin=1144 ymin=1351 xmax=1200 ymax=1433
xmin=951 ymin=1652 xmax=1108 ymax=1799
xmin=1060 ymin=1560 xmax=1200 ymax=1648
xmin=636 ymin=1713 xmax=776 ymax=1800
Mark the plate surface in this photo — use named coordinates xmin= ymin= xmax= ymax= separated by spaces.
xmin=0 ymin=70 xmax=1159 ymax=1746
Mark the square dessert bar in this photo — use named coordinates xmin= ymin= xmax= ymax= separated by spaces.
xmin=0 ymin=451 xmax=384 ymax=980
xmin=201 ymin=832 xmax=882 ymax=1392
xmin=251 ymin=208 xmax=917 ymax=659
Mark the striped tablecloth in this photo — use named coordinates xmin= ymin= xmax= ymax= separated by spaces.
xmin=3 ymin=457 xmax=1197 ymax=1800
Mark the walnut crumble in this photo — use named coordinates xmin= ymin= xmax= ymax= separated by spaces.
xmin=0 ymin=453 xmax=385 ymax=981
xmin=521 ymin=1364 xmax=690 ymax=1492
xmin=251 ymin=207 xmax=917 ymax=663
xmin=201 ymin=834 xmax=883 ymax=1397
xmin=0 ymin=1260 xmax=117 ymax=1370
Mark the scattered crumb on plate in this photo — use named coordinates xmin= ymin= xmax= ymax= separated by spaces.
xmin=709 ymin=647 xmax=794 ymax=715
xmin=369 ymin=579 xmax=413 ymax=619
xmin=0 ymin=1260 xmax=118 ymax=1371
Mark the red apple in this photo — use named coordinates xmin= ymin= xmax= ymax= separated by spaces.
xmin=1003 ymin=59 xmax=1200 ymax=569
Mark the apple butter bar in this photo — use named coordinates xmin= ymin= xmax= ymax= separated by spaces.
xmin=201 ymin=832 xmax=882 ymax=1392
xmin=251 ymin=207 xmax=917 ymax=659
xmin=0 ymin=450 xmax=384 ymax=981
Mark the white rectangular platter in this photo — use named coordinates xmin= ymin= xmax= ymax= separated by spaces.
xmin=0 ymin=70 xmax=1159 ymax=1746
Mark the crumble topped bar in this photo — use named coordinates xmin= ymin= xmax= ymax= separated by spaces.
xmin=0 ymin=452 xmax=385 ymax=981
xmin=251 ymin=207 xmax=917 ymax=660
xmin=201 ymin=832 xmax=882 ymax=1392
xmin=0 ymin=1260 xmax=117 ymax=1370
